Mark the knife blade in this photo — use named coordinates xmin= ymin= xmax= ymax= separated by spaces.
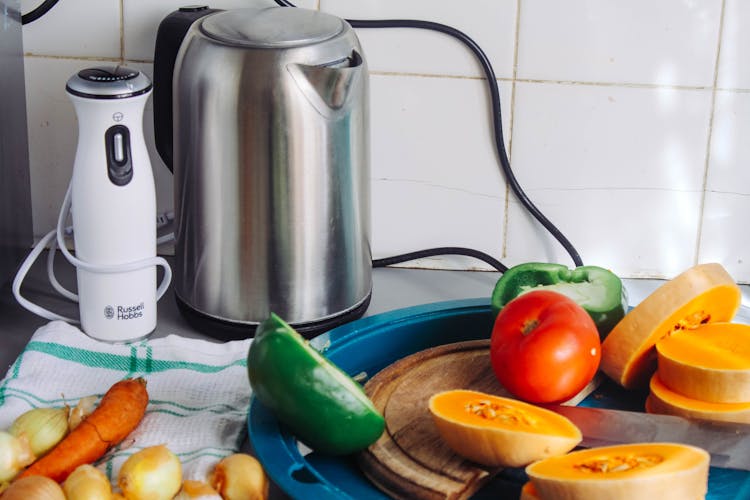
xmin=544 ymin=404 xmax=750 ymax=471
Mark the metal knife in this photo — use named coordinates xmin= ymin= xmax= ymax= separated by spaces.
xmin=544 ymin=404 xmax=750 ymax=471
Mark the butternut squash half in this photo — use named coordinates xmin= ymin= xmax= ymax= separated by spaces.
xmin=656 ymin=322 xmax=750 ymax=403
xmin=525 ymin=442 xmax=709 ymax=500
xmin=600 ymin=263 xmax=740 ymax=389
xmin=647 ymin=373 xmax=750 ymax=424
xmin=428 ymin=390 xmax=581 ymax=468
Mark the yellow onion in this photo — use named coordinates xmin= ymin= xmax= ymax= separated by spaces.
xmin=0 ymin=431 xmax=35 ymax=482
xmin=174 ymin=479 xmax=222 ymax=499
xmin=1 ymin=475 xmax=66 ymax=500
xmin=118 ymin=445 xmax=182 ymax=500
xmin=62 ymin=464 xmax=112 ymax=500
xmin=8 ymin=406 xmax=69 ymax=458
xmin=209 ymin=453 xmax=269 ymax=500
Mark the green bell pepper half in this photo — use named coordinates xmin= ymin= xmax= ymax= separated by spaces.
xmin=491 ymin=262 xmax=627 ymax=338
xmin=247 ymin=313 xmax=385 ymax=455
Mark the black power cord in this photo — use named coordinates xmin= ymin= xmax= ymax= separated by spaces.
xmin=274 ymin=0 xmax=584 ymax=273
xmin=22 ymin=0 xmax=61 ymax=24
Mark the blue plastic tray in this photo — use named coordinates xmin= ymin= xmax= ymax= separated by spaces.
xmin=247 ymin=298 xmax=750 ymax=499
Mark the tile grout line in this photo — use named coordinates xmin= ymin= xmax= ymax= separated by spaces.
xmin=694 ymin=0 xmax=727 ymax=267
xmin=502 ymin=0 xmax=523 ymax=262
xmin=20 ymin=54 xmax=750 ymax=94
xmin=119 ymin=0 xmax=125 ymax=63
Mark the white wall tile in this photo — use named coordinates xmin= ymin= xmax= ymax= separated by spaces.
xmin=707 ymin=91 xmax=750 ymax=193
xmin=321 ymin=0 xmax=517 ymax=79
xmin=701 ymin=90 xmax=750 ymax=283
xmin=505 ymin=81 xmax=712 ymax=276
xmin=699 ymin=192 xmax=750 ymax=283
xmin=717 ymin=0 xmax=750 ymax=89
xmin=25 ymin=58 xmax=87 ymax=235
xmin=21 ymin=0 xmax=121 ymax=59
xmin=505 ymin=189 xmax=702 ymax=279
xmin=511 ymin=82 xmax=712 ymax=191
xmin=370 ymin=75 xmax=511 ymax=268
xmin=517 ymin=0 xmax=722 ymax=87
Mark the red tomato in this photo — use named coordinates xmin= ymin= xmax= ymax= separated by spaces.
xmin=490 ymin=289 xmax=601 ymax=404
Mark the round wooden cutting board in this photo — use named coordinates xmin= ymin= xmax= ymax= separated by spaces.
xmin=357 ymin=340 xmax=512 ymax=499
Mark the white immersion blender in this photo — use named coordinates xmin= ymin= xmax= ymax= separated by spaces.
xmin=13 ymin=66 xmax=171 ymax=342
xmin=66 ymin=66 xmax=170 ymax=341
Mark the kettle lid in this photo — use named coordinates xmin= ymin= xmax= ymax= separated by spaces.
xmin=200 ymin=7 xmax=345 ymax=48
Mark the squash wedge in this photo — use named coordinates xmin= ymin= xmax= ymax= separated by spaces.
xmin=428 ymin=390 xmax=581 ymax=468
xmin=600 ymin=263 xmax=740 ymax=389
xmin=647 ymin=373 xmax=750 ymax=424
xmin=656 ymin=322 xmax=750 ymax=403
xmin=526 ymin=442 xmax=709 ymax=500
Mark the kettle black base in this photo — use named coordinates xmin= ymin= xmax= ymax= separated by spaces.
xmin=175 ymin=293 xmax=372 ymax=340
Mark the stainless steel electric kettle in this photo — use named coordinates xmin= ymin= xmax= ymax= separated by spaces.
xmin=154 ymin=6 xmax=371 ymax=339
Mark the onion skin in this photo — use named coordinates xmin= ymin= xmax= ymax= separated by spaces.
xmin=1 ymin=476 xmax=66 ymax=500
xmin=210 ymin=453 xmax=269 ymax=500
xmin=9 ymin=407 xmax=69 ymax=458
xmin=0 ymin=431 xmax=35 ymax=482
xmin=175 ymin=479 xmax=222 ymax=499
xmin=62 ymin=464 xmax=112 ymax=500
xmin=117 ymin=445 xmax=182 ymax=500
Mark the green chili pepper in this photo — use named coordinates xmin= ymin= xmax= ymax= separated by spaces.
xmin=247 ymin=313 xmax=385 ymax=455
xmin=491 ymin=262 xmax=627 ymax=339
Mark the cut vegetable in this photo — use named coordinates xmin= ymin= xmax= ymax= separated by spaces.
xmin=646 ymin=373 xmax=750 ymax=423
xmin=247 ymin=313 xmax=385 ymax=455
xmin=519 ymin=481 xmax=540 ymax=500
xmin=656 ymin=322 xmax=750 ymax=403
xmin=428 ymin=389 xmax=581 ymax=467
xmin=491 ymin=262 xmax=626 ymax=338
xmin=525 ymin=442 xmax=709 ymax=500
xmin=600 ymin=263 xmax=740 ymax=389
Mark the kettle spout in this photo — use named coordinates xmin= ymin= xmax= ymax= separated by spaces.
xmin=288 ymin=50 xmax=364 ymax=116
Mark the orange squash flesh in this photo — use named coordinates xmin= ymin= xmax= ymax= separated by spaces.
xmin=647 ymin=373 xmax=750 ymax=423
xmin=656 ymin=322 xmax=750 ymax=403
xmin=600 ymin=263 xmax=740 ymax=390
xmin=428 ymin=389 xmax=581 ymax=468
xmin=526 ymin=442 xmax=709 ymax=500
xmin=519 ymin=482 xmax=540 ymax=500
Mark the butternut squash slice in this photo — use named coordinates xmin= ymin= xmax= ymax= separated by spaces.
xmin=525 ymin=442 xmax=709 ymax=500
xmin=646 ymin=373 xmax=750 ymax=423
xmin=519 ymin=482 xmax=540 ymax=500
xmin=427 ymin=389 xmax=581 ymax=468
xmin=656 ymin=322 xmax=750 ymax=403
xmin=600 ymin=263 xmax=740 ymax=389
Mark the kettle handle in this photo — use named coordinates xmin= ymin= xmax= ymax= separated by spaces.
xmin=153 ymin=6 xmax=221 ymax=172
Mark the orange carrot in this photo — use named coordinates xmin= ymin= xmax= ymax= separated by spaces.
xmin=19 ymin=377 xmax=148 ymax=483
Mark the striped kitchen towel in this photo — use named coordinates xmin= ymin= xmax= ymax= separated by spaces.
xmin=0 ymin=320 xmax=253 ymax=483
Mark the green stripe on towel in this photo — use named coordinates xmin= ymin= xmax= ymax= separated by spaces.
xmin=24 ymin=342 xmax=247 ymax=373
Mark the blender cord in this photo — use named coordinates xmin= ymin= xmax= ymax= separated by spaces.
xmin=12 ymin=183 xmax=172 ymax=323
xmin=274 ymin=0 xmax=584 ymax=271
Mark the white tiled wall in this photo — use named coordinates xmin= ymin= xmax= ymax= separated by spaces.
xmin=19 ymin=0 xmax=750 ymax=282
